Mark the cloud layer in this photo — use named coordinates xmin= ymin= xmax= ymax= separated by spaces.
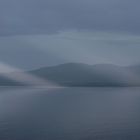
xmin=0 ymin=0 xmax=140 ymax=36
xmin=0 ymin=32 xmax=140 ymax=69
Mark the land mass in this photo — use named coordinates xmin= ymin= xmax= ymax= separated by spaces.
xmin=1 ymin=63 xmax=140 ymax=87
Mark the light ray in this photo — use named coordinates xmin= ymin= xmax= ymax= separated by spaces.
xmin=0 ymin=62 xmax=58 ymax=87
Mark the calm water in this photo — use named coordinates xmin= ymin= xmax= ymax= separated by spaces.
xmin=0 ymin=87 xmax=140 ymax=140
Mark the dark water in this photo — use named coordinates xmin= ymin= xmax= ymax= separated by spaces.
xmin=0 ymin=87 xmax=140 ymax=140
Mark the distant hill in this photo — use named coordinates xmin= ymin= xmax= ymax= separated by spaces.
xmin=1 ymin=63 xmax=140 ymax=87
xmin=30 ymin=63 xmax=140 ymax=87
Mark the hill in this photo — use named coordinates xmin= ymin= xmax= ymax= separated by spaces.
xmin=30 ymin=63 xmax=140 ymax=87
xmin=1 ymin=63 xmax=140 ymax=87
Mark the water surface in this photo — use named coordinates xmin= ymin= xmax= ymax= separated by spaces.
xmin=0 ymin=87 xmax=140 ymax=140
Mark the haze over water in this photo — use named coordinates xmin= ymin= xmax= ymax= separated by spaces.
xmin=0 ymin=87 xmax=140 ymax=140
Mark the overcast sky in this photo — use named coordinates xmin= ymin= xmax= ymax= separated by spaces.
xmin=0 ymin=0 xmax=140 ymax=70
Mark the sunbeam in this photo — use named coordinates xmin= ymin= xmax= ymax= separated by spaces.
xmin=0 ymin=62 xmax=59 ymax=87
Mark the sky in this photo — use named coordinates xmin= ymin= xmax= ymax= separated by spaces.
xmin=0 ymin=0 xmax=140 ymax=70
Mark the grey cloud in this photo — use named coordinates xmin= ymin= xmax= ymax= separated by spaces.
xmin=0 ymin=37 xmax=64 ymax=69
xmin=0 ymin=0 xmax=140 ymax=36
xmin=0 ymin=33 xmax=140 ymax=69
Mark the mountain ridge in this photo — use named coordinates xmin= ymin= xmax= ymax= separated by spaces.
xmin=30 ymin=63 xmax=140 ymax=87
xmin=1 ymin=63 xmax=140 ymax=87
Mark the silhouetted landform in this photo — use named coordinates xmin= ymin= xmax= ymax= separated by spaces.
xmin=30 ymin=63 xmax=140 ymax=87
xmin=1 ymin=63 xmax=140 ymax=87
